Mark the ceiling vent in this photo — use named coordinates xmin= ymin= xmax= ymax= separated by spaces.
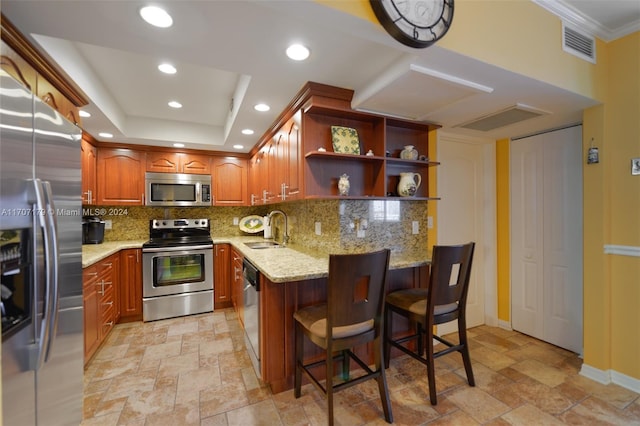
xmin=457 ymin=104 xmax=549 ymax=132
xmin=563 ymin=23 xmax=596 ymax=63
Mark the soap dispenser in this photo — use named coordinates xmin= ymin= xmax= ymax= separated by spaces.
xmin=263 ymin=215 xmax=272 ymax=239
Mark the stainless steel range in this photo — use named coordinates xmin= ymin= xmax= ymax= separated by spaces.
xmin=142 ymin=218 xmax=213 ymax=322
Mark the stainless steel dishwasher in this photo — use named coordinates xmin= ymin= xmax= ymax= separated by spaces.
xmin=242 ymin=259 xmax=261 ymax=378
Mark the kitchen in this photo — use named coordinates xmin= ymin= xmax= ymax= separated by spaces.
xmin=1 ymin=0 xmax=639 ymax=425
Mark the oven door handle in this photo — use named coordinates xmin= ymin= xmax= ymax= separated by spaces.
xmin=142 ymin=244 xmax=213 ymax=253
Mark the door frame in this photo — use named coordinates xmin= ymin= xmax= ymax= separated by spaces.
xmin=436 ymin=132 xmax=498 ymax=329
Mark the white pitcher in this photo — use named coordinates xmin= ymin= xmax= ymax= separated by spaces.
xmin=397 ymin=172 xmax=421 ymax=197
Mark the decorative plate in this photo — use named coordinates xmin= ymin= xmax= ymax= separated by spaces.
xmin=239 ymin=215 xmax=264 ymax=233
xmin=331 ymin=126 xmax=361 ymax=155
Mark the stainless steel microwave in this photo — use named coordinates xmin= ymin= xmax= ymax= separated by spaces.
xmin=145 ymin=172 xmax=211 ymax=207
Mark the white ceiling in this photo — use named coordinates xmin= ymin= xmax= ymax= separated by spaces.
xmin=2 ymin=0 xmax=639 ymax=153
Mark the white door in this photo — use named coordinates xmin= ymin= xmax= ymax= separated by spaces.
xmin=510 ymin=126 xmax=583 ymax=354
xmin=437 ymin=134 xmax=496 ymax=333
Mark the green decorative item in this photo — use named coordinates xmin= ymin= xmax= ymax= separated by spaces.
xmin=331 ymin=126 xmax=361 ymax=155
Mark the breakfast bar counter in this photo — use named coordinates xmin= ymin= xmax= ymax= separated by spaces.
xmin=212 ymin=236 xmax=431 ymax=283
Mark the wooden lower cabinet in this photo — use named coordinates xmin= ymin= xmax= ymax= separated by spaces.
xmin=260 ymin=265 xmax=428 ymax=393
xmin=83 ymin=253 xmax=119 ymax=364
xmin=214 ymin=244 xmax=232 ymax=309
xmin=119 ymin=248 xmax=142 ymax=322
xmin=231 ymin=248 xmax=244 ymax=326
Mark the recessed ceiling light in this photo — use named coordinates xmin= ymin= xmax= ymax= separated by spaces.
xmin=254 ymin=103 xmax=270 ymax=112
xmin=168 ymin=101 xmax=182 ymax=109
xmin=98 ymin=132 xmax=113 ymax=138
xmin=286 ymin=44 xmax=310 ymax=61
xmin=139 ymin=6 xmax=173 ymax=28
xmin=158 ymin=63 xmax=177 ymax=74
xmin=173 ymin=143 xmax=185 ymax=148
xmin=233 ymin=144 xmax=244 ymax=150
xmin=79 ymin=110 xmax=91 ymax=118
xmin=241 ymin=129 xmax=254 ymax=135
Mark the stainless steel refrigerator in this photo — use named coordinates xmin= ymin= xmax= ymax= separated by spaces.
xmin=1 ymin=70 xmax=83 ymax=424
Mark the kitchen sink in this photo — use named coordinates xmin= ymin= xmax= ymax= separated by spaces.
xmin=244 ymin=241 xmax=284 ymax=249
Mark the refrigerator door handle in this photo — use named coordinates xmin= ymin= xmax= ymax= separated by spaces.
xmin=32 ymin=179 xmax=59 ymax=368
xmin=41 ymin=180 xmax=60 ymax=363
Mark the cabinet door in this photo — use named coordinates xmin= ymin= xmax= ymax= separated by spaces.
xmin=97 ymin=148 xmax=145 ymax=205
xmin=180 ymin=154 xmax=210 ymax=174
xmin=248 ymin=152 xmax=262 ymax=205
xmin=211 ymin=157 xmax=247 ymax=206
xmin=285 ymin=116 xmax=301 ymax=200
xmin=82 ymin=265 xmax=101 ymax=364
xmin=231 ymin=248 xmax=244 ymax=327
xmin=119 ymin=249 xmax=142 ymax=322
xmin=214 ymin=244 xmax=231 ymax=308
xmin=146 ymin=152 xmax=179 ymax=173
xmin=81 ymin=135 xmax=97 ymax=205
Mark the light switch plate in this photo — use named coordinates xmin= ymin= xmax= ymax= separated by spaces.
xmin=315 ymin=222 xmax=322 ymax=235
xmin=427 ymin=216 xmax=433 ymax=229
xmin=357 ymin=229 xmax=365 ymax=238
xmin=412 ymin=221 xmax=419 ymax=234
xmin=104 ymin=220 xmax=112 ymax=230
xmin=233 ymin=217 xmax=239 ymax=225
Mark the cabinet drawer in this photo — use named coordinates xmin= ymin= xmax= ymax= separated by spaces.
xmin=101 ymin=303 xmax=115 ymax=334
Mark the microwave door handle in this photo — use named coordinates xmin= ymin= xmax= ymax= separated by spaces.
xmin=196 ymin=183 xmax=201 ymax=202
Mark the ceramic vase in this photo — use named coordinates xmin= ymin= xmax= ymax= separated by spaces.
xmin=338 ymin=174 xmax=350 ymax=196
xmin=397 ymin=172 xmax=421 ymax=197
xmin=400 ymin=145 xmax=418 ymax=160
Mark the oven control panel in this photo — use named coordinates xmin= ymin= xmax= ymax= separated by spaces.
xmin=151 ymin=218 xmax=209 ymax=229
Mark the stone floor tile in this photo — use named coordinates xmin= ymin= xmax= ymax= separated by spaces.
xmin=510 ymin=358 xmax=568 ymax=387
xmin=83 ymin=311 xmax=640 ymax=425
xmin=446 ymin=386 xmax=511 ymax=423
xmin=226 ymin=400 xmax=284 ymax=426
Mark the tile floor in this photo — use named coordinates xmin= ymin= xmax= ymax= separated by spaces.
xmin=82 ymin=309 xmax=640 ymax=425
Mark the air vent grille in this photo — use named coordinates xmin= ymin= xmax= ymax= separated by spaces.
xmin=457 ymin=104 xmax=549 ymax=132
xmin=563 ymin=24 xmax=596 ymax=63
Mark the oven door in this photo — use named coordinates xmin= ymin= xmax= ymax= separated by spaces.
xmin=142 ymin=245 xmax=213 ymax=298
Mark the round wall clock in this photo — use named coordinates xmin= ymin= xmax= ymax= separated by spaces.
xmin=370 ymin=0 xmax=454 ymax=48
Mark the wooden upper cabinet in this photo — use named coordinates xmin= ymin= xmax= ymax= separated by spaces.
xmin=1 ymin=40 xmax=36 ymax=92
xmin=211 ymin=157 xmax=247 ymax=206
xmin=180 ymin=153 xmax=210 ymax=174
xmin=81 ymin=134 xmax=98 ymax=205
xmin=97 ymin=148 xmax=145 ymax=205
xmin=146 ymin=151 xmax=210 ymax=174
xmin=146 ymin=152 xmax=180 ymax=173
xmin=284 ymin=114 xmax=301 ymax=200
xmin=36 ymin=74 xmax=81 ymax=125
xmin=2 ymin=15 xmax=88 ymax=124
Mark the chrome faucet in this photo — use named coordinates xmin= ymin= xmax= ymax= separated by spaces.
xmin=268 ymin=210 xmax=289 ymax=246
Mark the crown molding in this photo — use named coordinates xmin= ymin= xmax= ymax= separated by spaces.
xmin=533 ymin=0 xmax=640 ymax=42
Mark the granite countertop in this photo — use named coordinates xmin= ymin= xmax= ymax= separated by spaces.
xmin=82 ymin=240 xmax=147 ymax=268
xmin=82 ymin=237 xmax=430 ymax=283
xmin=215 ymin=237 xmax=430 ymax=283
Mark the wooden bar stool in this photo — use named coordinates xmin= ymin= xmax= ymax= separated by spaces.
xmin=384 ymin=242 xmax=476 ymax=405
xmin=293 ymin=249 xmax=393 ymax=425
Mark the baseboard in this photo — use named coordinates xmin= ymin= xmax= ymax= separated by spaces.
xmin=497 ymin=319 xmax=512 ymax=330
xmin=580 ymin=363 xmax=640 ymax=393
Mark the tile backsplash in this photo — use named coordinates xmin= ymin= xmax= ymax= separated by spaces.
xmin=97 ymin=199 xmax=428 ymax=254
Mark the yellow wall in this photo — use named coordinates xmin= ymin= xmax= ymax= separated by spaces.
xmin=328 ymin=0 xmax=640 ymax=381
xmin=595 ymin=32 xmax=640 ymax=378
xmin=495 ymin=138 xmax=510 ymax=322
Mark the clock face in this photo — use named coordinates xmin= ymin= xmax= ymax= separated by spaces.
xmin=370 ymin=0 xmax=454 ymax=48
